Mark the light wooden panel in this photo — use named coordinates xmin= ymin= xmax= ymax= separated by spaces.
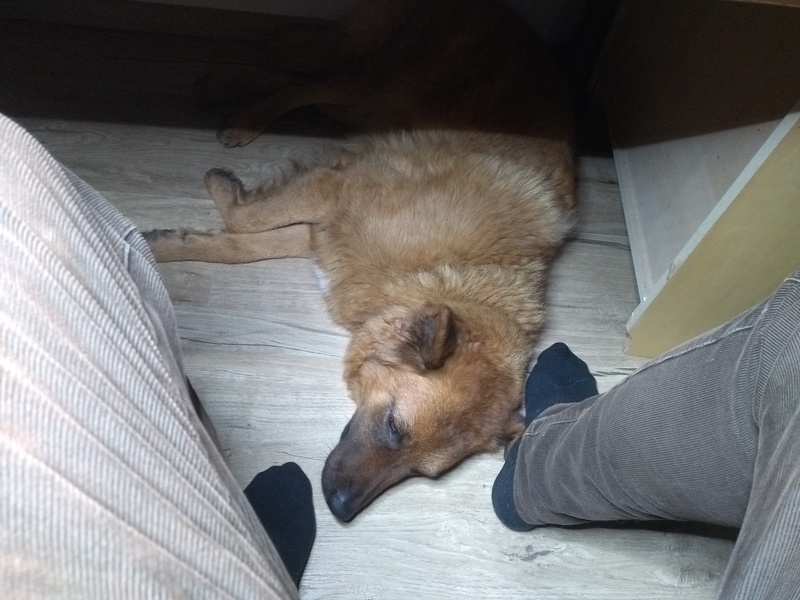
xmin=600 ymin=0 xmax=800 ymax=301
xmin=627 ymin=107 xmax=800 ymax=356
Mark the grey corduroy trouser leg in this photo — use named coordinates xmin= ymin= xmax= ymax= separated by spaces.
xmin=514 ymin=268 xmax=800 ymax=599
xmin=0 ymin=113 xmax=297 ymax=599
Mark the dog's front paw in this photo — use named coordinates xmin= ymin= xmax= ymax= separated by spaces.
xmin=142 ymin=228 xmax=222 ymax=263
xmin=142 ymin=228 xmax=181 ymax=262
xmin=218 ymin=100 xmax=274 ymax=147
xmin=217 ymin=124 xmax=261 ymax=148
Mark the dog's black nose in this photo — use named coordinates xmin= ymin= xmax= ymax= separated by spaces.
xmin=326 ymin=488 xmax=358 ymax=522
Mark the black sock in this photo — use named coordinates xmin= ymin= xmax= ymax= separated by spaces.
xmin=244 ymin=462 xmax=316 ymax=588
xmin=524 ymin=342 xmax=598 ymax=425
xmin=492 ymin=342 xmax=598 ymax=530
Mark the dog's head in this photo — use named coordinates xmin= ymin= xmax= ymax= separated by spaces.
xmin=322 ymin=303 xmax=525 ymax=521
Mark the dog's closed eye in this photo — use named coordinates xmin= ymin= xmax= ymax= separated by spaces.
xmin=384 ymin=410 xmax=405 ymax=449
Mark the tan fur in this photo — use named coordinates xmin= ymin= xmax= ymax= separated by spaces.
xmin=145 ymin=0 xmax=576 ymax=521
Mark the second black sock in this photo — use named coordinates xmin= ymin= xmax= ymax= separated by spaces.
xmin=244 ymin=462 xmax=316 ymax=588
xmin=525 ymin=342 xmax=598 ymax=425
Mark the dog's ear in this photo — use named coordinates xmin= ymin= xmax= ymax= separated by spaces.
xmin=408 ymin=304 xmax=458 ymax=370
xmin=381 ymin=304 xmax=458 ymax=371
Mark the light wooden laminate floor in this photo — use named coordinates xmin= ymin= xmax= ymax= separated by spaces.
xmin=0 ymin=13 xmax=735 ymax=599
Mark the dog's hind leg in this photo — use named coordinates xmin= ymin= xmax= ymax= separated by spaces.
xmin=217 ymin=82 xmax=359 ymax=147
xmin=143 ymin=224 xmax=311 ymax=263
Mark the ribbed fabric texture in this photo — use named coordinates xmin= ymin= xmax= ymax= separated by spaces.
xmin=513 ymin=269 xmax=800 ymax=599
xmin=0 ymin=114 xmax=297 ymax=599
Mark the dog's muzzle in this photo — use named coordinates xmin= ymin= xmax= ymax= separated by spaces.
xmin=321 ymin=414 xmax=414 ymax=521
